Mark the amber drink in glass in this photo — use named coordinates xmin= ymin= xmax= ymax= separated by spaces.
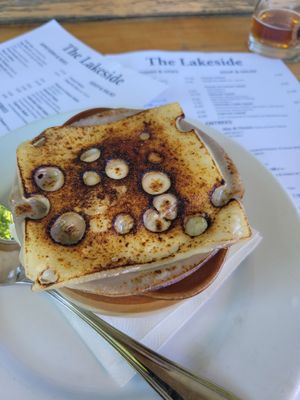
xmin=249 ymin=0 xmax=300 ymax=60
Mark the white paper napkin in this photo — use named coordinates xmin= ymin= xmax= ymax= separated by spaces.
xmin=58 ymin=231 xmax=261 ymax=386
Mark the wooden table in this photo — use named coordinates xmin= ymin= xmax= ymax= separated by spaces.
xmin=0 ymin=1 xmax=255 ymax=23
xmin=0 ymin=16 xmax=299 ymax=80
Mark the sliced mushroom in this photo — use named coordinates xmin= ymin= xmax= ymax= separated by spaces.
xmin=184 ymin=214 xmax=208 ymax=237
xmin=153 ymin=193 xmax=178 ymax=220
xmin=141 ymin=171 xmax=171 ymax=195
xmin=139 ymin=132 xmax=150 ymax=141
xmin=80 ymin=148 xmax=101 ymax=163
xmin=211 ymin=188 xmax=230 ymax=208
xmin=34 ymin=167 xmax=64 ymax=192
xmin=38 ymin=268 xmax=58 ymax=284
xmin=14 ymin=195 xmax=50 ymax=220
xmin=105 ymin=159 xmax=129 ymax=180
xmin=82 ymin=171 xmax=101 ymax=186
xmin=114 ymin=213 xmax=134 ymax=235
xmin=50 ymin=212 xmax=86 ymax=245
xmin=143 ymin=209 xmax=171 ymax=233
xmin=148 ymin=152 xmax=163 ymax=164
xmin=175 ymin=116 xmax=193 ymax=132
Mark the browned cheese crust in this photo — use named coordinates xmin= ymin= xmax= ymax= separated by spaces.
xmin=16 ymin=103 xmax=250 ymax=290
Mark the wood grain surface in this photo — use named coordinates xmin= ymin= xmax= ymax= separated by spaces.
xmin=0 ymin=16 xmax=299 ymax=78
xmin=0 ymin=0 xmax=255 ymax=24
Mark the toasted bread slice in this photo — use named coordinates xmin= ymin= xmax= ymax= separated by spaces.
xmin=15 ymin=103 xmax=250 ymax=290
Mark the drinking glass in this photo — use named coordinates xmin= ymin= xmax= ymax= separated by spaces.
xmin=248 ymin=0 xmax=300 ymax=60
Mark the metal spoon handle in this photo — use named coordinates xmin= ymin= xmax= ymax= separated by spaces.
xmin=48 ymin=289 xmax=240 ymax=400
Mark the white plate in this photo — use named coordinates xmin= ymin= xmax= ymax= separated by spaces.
xmin=0 ymin=112 xmax=300 ymax=400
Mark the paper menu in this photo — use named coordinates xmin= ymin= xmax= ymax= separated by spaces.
xmin=0 ymin=21 xmax=166 ymax=136
xmin=1 ymin=22 xmax=299 ymax=211
xmin=107 ymin=51 xmax=300 ymax=211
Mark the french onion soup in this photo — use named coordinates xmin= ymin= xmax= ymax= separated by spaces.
xmin=10 ymin=103 xmax=251 ymax=301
